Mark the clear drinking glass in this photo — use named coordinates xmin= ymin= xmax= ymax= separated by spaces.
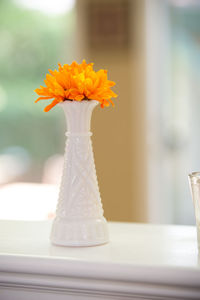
xmin=188 ymin=172 xmax=200 ymax=250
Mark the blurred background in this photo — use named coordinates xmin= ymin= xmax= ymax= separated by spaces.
xmin=0 ymin=0 xmax=200 ymax=224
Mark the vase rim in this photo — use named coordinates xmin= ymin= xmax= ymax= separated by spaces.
xmin=59 ymin=100 xmax=99 ymax=106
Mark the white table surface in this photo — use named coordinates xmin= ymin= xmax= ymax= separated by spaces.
xmin=0 ymin=220 xmax=200 ymax=300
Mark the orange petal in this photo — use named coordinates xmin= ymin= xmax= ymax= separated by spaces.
xmin=34 ymin=87 xmax=47 ymax=95
xmin=44 ymin=99 xmax=59 ymax=112
xmin=108 ymin=99 xmax=115 ymax=107
xmin=100 ymin=100 xmax=106 ymax=108
xmin=35 ymin=96 xmax=53 ymax=103
xmin=107 ymin=80 xmax=116 ymax=87
xmin=74 ymin=95 xmax=85 ymax=101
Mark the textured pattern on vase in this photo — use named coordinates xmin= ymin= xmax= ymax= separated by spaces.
xmin=57 ymin=134 xmax=103 ymax=219
xmin=51 ymin=219 xmax=108 ymax=246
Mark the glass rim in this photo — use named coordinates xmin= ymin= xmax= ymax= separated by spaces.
xmin=188 ymin=171 xmax=200 ymax=178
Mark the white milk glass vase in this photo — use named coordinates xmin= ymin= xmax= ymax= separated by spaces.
xmin=50 ymin=100 xmax=109 ymax=246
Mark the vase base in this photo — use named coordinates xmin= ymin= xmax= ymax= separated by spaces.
xmin=50 ymin=217 xmax=109 ymax=247
xmin=51 ymin=240 xmax=108 ymax=247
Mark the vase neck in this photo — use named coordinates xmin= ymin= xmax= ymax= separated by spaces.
xmin=60 ymin=100 xmax=98 ymax=134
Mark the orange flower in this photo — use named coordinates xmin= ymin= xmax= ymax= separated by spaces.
xmin=34 ymin=60 xmax=117 ymax=112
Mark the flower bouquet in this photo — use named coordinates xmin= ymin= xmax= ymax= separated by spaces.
xmin=35 ymin=60 xmax=117 ymax=246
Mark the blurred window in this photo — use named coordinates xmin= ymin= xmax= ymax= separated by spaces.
xmin=168 ymin=0 xmax=200 ymax=224
xmin=147 ymin=0 xmax=200 ymax=225
xmin=0 ymin=0 xmax=75 ymax=220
